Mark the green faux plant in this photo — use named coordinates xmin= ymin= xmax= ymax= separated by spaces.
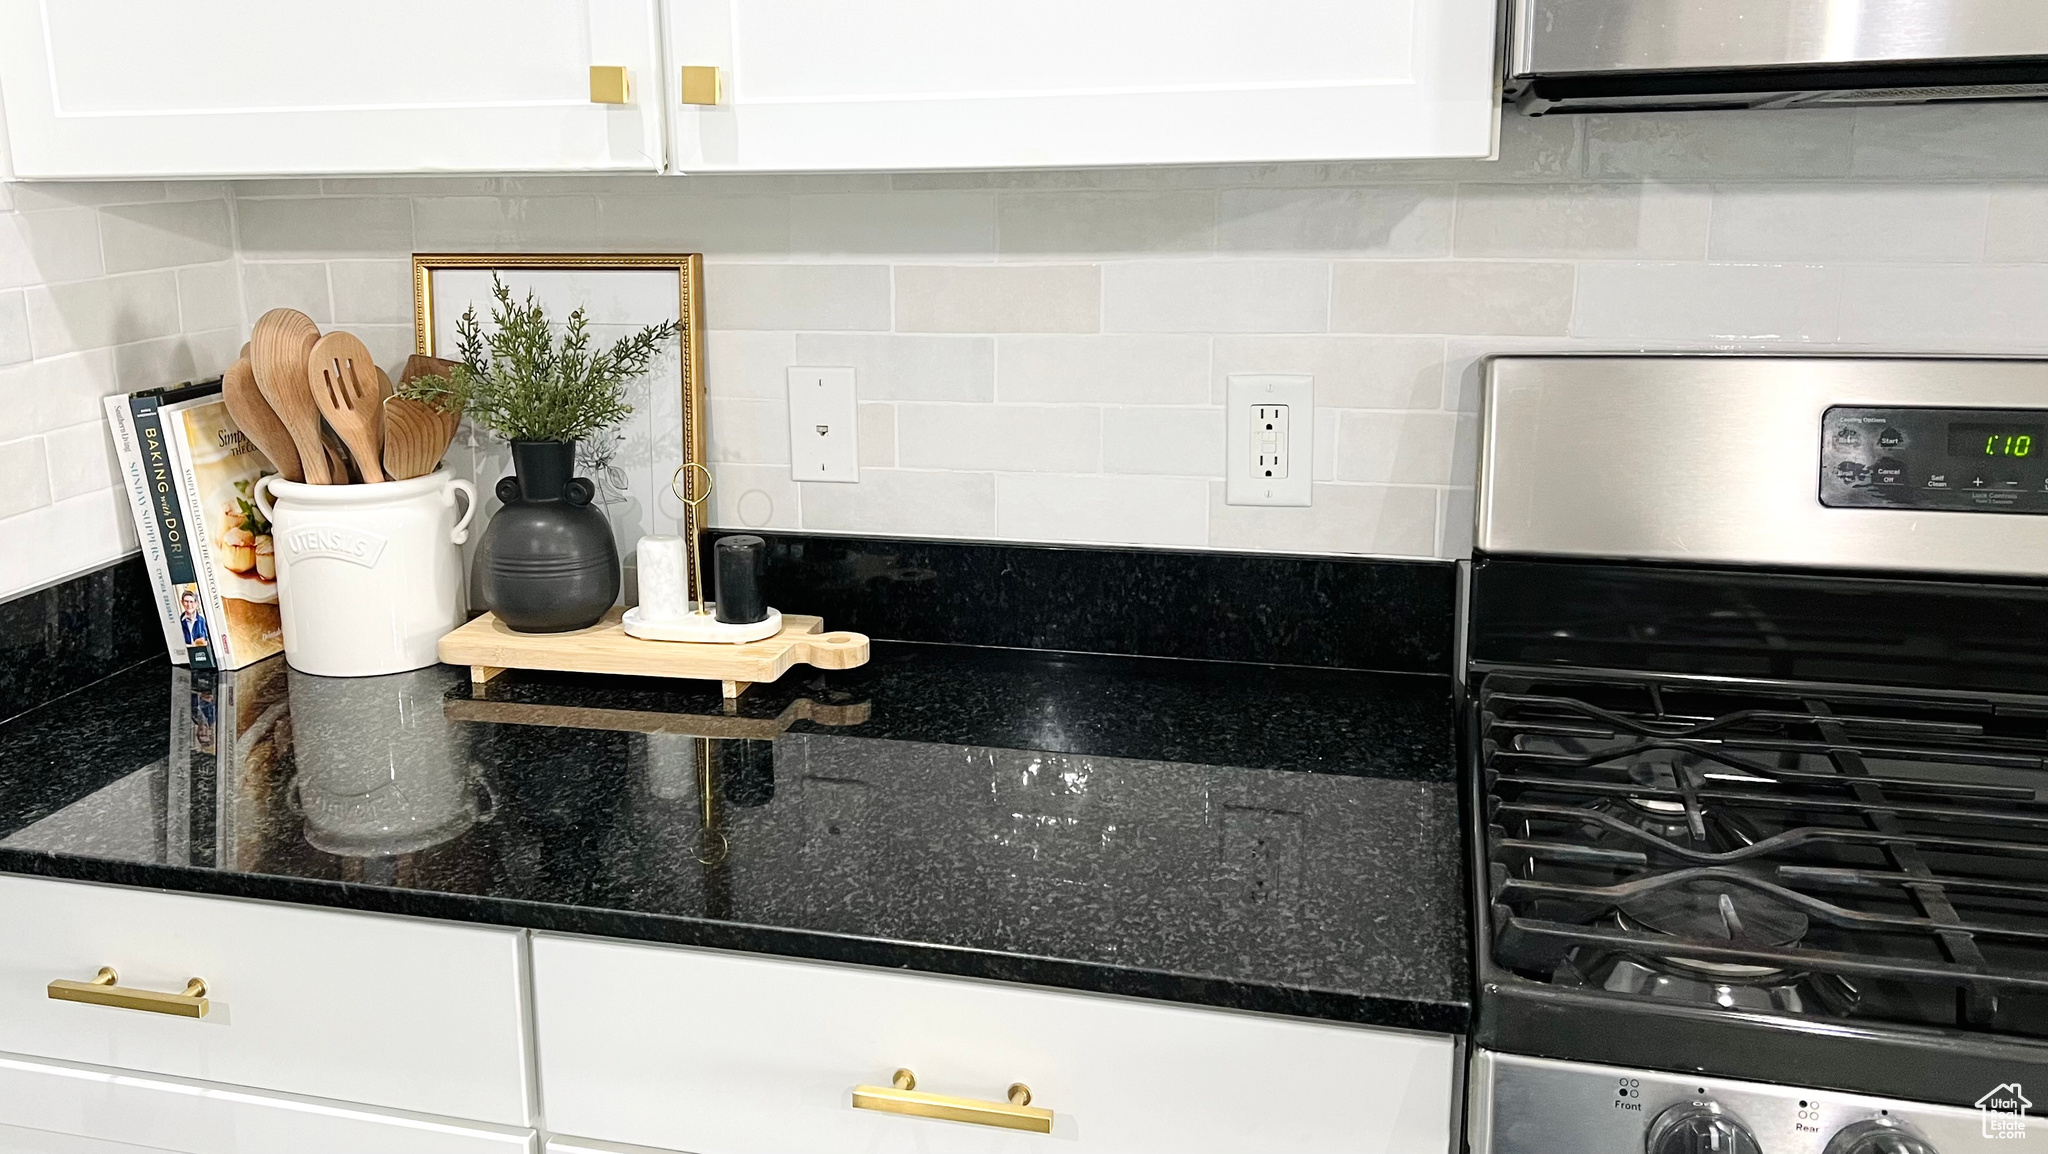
xmin=400 ymin=273 xmax=680 ymax=444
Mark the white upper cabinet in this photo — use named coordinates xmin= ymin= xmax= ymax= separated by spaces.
xmin=0 ymin=1 xmax=666 ymax=178
xmin=665 ymin=0 xmax=1500 ymax=171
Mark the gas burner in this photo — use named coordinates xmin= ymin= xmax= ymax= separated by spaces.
xmin=1582 ymin=756 xmax=1764 ymax=855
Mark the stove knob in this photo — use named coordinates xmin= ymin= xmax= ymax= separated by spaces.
xmin=1645 ymin=1100 xmax=1761 ymax=1154
xmin=1824 ymin=1119 xmax=1939 ymax=1154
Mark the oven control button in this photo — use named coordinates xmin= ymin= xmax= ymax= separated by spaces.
xmin=1878 ymin=427 xmax=1904 ymax=448
xmin=1872 ymin=458 xmax=1905 ymax=486
xmin=1834 ymin=461 xmax=1869 ymax=486
xmin=1645 ymin=1100 xmax=1761 ymax=1154
xmin=1822 ymin=1119 xmax=1938 ymax=1154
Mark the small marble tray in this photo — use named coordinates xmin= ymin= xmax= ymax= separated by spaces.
xmin=438 ymin=608 xmax=868 ymax=699
xmin=622 ymin=605 xmax=783 ymax=644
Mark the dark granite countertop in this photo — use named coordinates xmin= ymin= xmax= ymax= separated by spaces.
xmin=0 ymin=643 xmax=1469 ymax=1032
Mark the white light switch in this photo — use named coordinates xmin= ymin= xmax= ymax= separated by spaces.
xmin=1226 ymin=374 xmax=1313 ymax=506
xmin=787 ymin=366 xmax=858 ymax=483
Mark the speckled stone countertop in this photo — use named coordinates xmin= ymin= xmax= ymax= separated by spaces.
xmin=0 ymin=643 xmax=1468 ymax=1032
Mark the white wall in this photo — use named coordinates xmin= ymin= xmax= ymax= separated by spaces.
xmin=0 ymin=108 xmax=243 ymax=601
xmin=10 ymin=103 xmax=2048 ymax=602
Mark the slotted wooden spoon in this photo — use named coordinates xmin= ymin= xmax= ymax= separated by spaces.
xmin=249 ymin=309 xmax=331 ymax=484
xmin=221 ymin=356 xmax=303 ymax=482
xmin=307 ymin=332 xmax=385 ymax=483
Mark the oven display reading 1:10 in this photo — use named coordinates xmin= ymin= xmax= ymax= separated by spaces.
xmin=1948 ymin=424 xmax=2043 ymax=458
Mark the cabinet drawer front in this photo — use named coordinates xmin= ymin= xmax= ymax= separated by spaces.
xmin=533 ymin=936 xmax=1456 ymax=1154
xmin=0 ymin=876 xmax=529 ymax=1127
xmin=0 ymin=1052 xmax=535 ymax=1154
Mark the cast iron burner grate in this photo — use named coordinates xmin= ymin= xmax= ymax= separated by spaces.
xmin=1480 ymin=672 xmax=2048 ymax=1038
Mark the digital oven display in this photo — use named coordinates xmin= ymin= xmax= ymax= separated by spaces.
xmin=1948 ymin=424 xmax=2041 ymax=458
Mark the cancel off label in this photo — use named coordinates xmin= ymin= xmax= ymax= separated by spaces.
xmin=285 ymin=525 xmax=388 ymax=568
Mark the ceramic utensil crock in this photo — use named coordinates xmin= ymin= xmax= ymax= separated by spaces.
xmin=255 ymin=468 xmax=476 ymax=676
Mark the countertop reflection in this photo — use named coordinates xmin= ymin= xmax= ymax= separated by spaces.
xmin=0 ymin=643 xmax=1466 ymax=1030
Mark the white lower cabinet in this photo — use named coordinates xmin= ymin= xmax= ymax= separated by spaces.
xmin=0 ymin=875 xmax=532 ymax=1127
xmin=0 ymin=1052 xmax=535 ymax=1154
xmin=531 ymin=935 xmax=1458 ymax=1154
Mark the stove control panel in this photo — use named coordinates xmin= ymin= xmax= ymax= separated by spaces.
xmin=1822 ymin=405 xmax=2048 ymax=514
xmin=1471 ymin=1052 xmax=2044 ymax=1154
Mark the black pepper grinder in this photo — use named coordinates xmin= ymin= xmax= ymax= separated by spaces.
xmin=713 ymin=535 xmax=768 ymax=625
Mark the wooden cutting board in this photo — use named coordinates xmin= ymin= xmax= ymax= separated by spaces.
xmin=438 ymin=608 xmax=869 ymax=699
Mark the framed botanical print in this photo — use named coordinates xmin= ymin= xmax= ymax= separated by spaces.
xmin=413 ymin=253 xmax=706 ymax=601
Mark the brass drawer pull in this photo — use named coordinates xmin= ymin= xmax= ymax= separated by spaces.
xmin=851 ymin=1067 xmax=1052 ymax=1134
xmin=589 ymin=65 xmax=630 ymax=105
xmin=48 ymin=967 xmax=210 ymax=1019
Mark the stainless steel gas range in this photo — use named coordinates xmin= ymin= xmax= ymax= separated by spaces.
xmin=1464 ymin=356 xmax=2048 ymax=1153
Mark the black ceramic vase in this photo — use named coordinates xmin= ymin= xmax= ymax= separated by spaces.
xmin=479 ymin=441 xmax=620 ymax=632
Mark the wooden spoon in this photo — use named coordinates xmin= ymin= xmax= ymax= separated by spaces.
xmin=221 ymin=357 xmax=303 ymax=482
xmin=249 ymin=309 xmax=332 ymax=484
xmin=382 ymin=395 xmax=462 ymax=481
xmin=307 ymin=332 xmax=386 ymax=483
xmin=400 ymin=354 xmax=461 ymax=386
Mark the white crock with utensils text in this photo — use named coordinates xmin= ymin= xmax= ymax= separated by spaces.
xmin=255 ymin=468 xmax=477 ymax=676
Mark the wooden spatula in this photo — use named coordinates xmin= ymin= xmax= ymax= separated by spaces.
xmin=249 ymin=309 xmax=332 ymax=484
xmin=382 ymin=395 xmax=462 ymax=481
xmin=221 ymin=356 xmax=303 ymax=482
xmin=307 ymin=332 xmax=386 ymax=483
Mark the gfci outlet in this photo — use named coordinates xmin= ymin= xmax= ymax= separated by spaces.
xmin=788 ymin=366 xmax=858 ymax=483
xmin=1226 ymin=374 xmax=1312 ymax=506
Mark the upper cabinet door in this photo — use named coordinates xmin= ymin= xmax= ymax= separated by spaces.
xmin=0 ymin=1 xmax=665 ymax=178
xmin=665 ymin=0 xmax=1499 ymax=172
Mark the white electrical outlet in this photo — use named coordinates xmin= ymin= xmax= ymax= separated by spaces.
xmin=787 ymin=366 xmax=858 ymax=483
xmin=1226 ymin=374 xmax=1312 ymax=506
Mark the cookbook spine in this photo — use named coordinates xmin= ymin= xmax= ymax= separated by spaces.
xmin=104 ymin=394 xmax=187 ymax=664
xmin=161 ymin=398 xmax=239 ymax=670
xmin=129 ymin=392 xmax=215 ymax=670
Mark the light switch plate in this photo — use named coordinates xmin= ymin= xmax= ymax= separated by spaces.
xmin=1225 ymin=373 xmax=1313 ymax=506
xmin=788 ymin=366 xmax=858 ymax=483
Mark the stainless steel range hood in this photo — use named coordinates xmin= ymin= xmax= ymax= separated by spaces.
xmin=1509 ymin=0 xmax=2048 ymax=114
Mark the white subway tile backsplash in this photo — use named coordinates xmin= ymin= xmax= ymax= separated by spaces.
xmin=1573 ymin=262 xmax=1841 ymax=342
xmin=898 ymin=403 xmax=1099 ymax=473
xmin=800 ymin=468 xmax=997 ymax=537
xmin=997 ymin=473 xmax=1209 ymax=547
xmin=240 ymin=261 xmax=333 ymax=324
xmin=175 ymin=263 xmax=241 ymax=333
xmin=706 ymin=397 xmax=790 ymax=465
xmin=42 ymin=420 xmax=118 ymax=502
xmin=1710 ymin=185 xmax=1989 ymax=263
xmin=1438 ymin=487 xmax=1475 ymax=558
xmin=706 ymin=462 xmax=801 ymax=530
xmin=1 ymin=350 xmax=118 ymax=439
xmin=0 ymin=291 xmax=27 ymax=366
xmin=97 ymin=199 xmax=233 ymax=273
xmin=413 ymin=196 xmax=598 ymax=251
xmin=1103 ymin=259 xmax=1327 ymax=333
xmin=0 ymin=435 xmax=51 ymax=519
xmin=1208 ymin=481 xmax=1437 ymax=557
xmin=8 ymin=183 xmax=165 ymax=210
xmin=328 ymin=259 xmax=413 ymax=325
xmin=704 ymin=331 xmax=796 ymax=399
xmin=708 ymin=264 xmax=892 ymax=331
xmin=1101 ymin=406 xmax=1223 ymax=477
xmin=25 ymin=271 xmax=182 ymax=358
xmin=1839 ymin=264 xmax=2048 ymax=347
xmin=997 ymin=334 xmax=1209 ymax=404
xmin=592 ymin=194 xmax=791 ymax=256
xmin=1211 ymin=335 xmax=1442 ymax=408
xmin=1852 ymin=104 xmax=2048 ymax=180
xmin=998 ymin=191 xmax=1215 ymax=255
xmin=896 ymin=264 xmax=1101 ymax=333
xmin=1333 ymin=410 xmax=1460 ymax=484
xmin=0 ymin=209 xmax=104 ymax=289
xmin=857 ymin=403 xmax=895 ymax=466
xmin=1216 ymin=186 xmax=1452 ymax=255
xmin=793 ymin=191 xmax=994 ymax=256
xmin=236 ymin=196 xmax=412 ymax=256
xmin=111 ymin=328 xmax=239 ymax=392
xmin=1585 ymin=110 xmax=1856 ymax=180
xmin=1453 ymin=184 xmax=1709 ymax=259
xmin=794 ymin=332 xmax=995 ymax=401
xmin=1332 ymin=261 xmax=1574 ymax=335
xmin=0 ymin=489 xmax=137 ymax=597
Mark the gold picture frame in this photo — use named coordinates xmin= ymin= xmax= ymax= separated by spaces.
xmin=412 ymin=252 xmax=707 ymax=597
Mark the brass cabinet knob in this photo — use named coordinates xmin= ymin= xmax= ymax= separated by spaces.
xmin=590 ymin=66 xmax=630 ymax=105
xmin=680 ymin=65 xmax=722 ymax=106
